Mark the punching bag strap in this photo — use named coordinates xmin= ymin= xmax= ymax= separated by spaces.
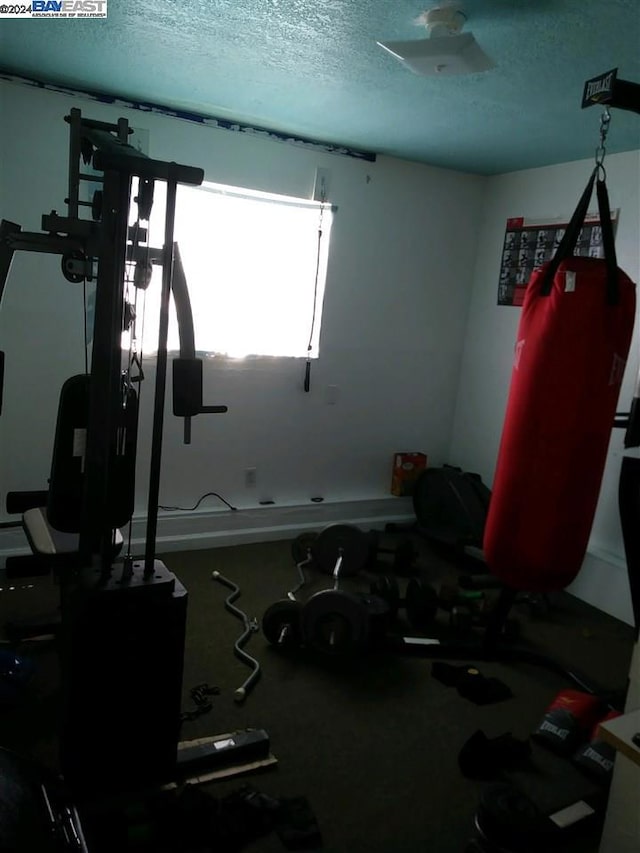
xmin=596 ymin=175 xmax=619 ymax=305
xmin=540 ymin=168 xmax=596 ymax=295
xmin=540 ymin=167 xmax=619 ymax=304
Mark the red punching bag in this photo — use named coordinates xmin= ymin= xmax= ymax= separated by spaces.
xmin=484 ymin=169 xmax=636 ymax=592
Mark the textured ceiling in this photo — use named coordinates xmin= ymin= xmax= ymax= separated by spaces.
xmin=1 ymin=0 xmax=639 ymax=174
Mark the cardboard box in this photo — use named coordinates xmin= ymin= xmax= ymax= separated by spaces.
xmin=391 ymin=452 xmax=427 ymax=497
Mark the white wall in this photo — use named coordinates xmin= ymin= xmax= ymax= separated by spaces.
xmin=0 ymin=81 xmax=486 ymax=547
xmin=450 ymin=151 xmax=640 ymax=624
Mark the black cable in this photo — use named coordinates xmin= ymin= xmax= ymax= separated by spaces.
xmin=123 ymin=213 xmax=142 ymax=560
xmin=122 ymin=191 xmax=153 ymax=558
xmin=123 ymin=217 xmax=141 ymax=376
xmin=304 ymin=201 xmax=326 ymax=392
xmin=306 ymin=209 xmax=324 ymax=355
xmin=158 ymin=491 xmax=237 ymax=512
xmin=82 ymin=279 xmax=89 ymax=374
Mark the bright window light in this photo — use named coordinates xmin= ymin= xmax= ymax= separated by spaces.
xmin=126 ymin=180 xmax=333 ymax=359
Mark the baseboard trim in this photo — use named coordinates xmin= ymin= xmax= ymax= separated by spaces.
xmin=0 ymin=497 xmax=415 ymax=563
xmin=569 ymin=547 xmax=633 ymax=627
xmin=1 ymin=499 xmax=633 ymax=625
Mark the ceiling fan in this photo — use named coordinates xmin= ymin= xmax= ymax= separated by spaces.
xmin=377 ymin=5 xmax=495 ymax=76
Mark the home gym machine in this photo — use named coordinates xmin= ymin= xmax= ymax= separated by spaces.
xmin=0 ymin=108 xmax=264 ymax=799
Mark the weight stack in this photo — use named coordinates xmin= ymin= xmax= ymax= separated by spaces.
xmin=58 ymin=560 xmax=187 ymax=796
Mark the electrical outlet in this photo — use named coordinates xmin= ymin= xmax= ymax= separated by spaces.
xmin=245 ymin=467 xmax=257 ymax=487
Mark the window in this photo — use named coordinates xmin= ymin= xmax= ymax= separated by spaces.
xmin=126 ymin=180 xmax=333 ymax=359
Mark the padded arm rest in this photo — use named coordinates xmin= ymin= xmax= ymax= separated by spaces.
xmin=23 ymin=507 xmax=123 ymax=556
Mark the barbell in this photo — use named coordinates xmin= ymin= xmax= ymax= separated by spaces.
xmin=264 ymin=526 xmax=436 ymax=656
xmin=263 ymin=591 xmax=391 ymax=656
xmin=291 ymin=524 xmax=418 ymax=576
xmin=266 ymin=525 xmax=392 ymax=655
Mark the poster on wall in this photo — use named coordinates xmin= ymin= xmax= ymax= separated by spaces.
xmin=497 ymin=210 xmax=618 ymax=306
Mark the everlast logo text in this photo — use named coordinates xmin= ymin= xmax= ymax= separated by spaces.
xmin=540 ymin=721 xmax=570 ymax=740
xmin=585 ymin=73 xmax=614 ymax=102
xmin=582 ymin=747 xmax=614 ymax=772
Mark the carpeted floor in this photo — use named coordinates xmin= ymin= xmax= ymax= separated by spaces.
xmin=0 ymin=534 xmax=635 ymax=852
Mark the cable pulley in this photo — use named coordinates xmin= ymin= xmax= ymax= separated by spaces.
xmin=61 ymin=250 xmax=88 ymax=283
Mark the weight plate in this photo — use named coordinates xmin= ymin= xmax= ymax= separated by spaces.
xmin=133 ymin=259 xmax=153 ymax=291
xmin=91 ymin=189 xmax=103 ymax=221
xmin=367 ymin=529 xmax=381 ymax=556
xmin=360 ymin=593 xmax=391 ymax=645
xmin=438 ymin=583 xmax=460 ymax=611
xmin=361 ymin=594 xmax=390 ymax=618
xmin=393 ymin=539 xmax=418 ymax=572
xmin=451 ymin=605 xmax=474 ymax=632
xmin=405 ymin=578 xmax=439 ymax=630
xmin=301 ymin=589 xmax=369 ymax=654
xmin=313 ymin=524 xmax=369 ymax=577
xmin=370 ymin=575 xmax=400 ymax=619
xmin=291 ymin=532 xmax=318 ymax=565
xmin=476 ymin=782 xmax=545 ymax=850
xmin=262 ymin=599 xmax=303 ymax=649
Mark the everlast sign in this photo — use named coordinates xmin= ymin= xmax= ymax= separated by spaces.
xmin=582 ymin=69 xmax=617 ymax=107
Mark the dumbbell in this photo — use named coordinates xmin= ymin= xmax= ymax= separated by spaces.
xmin=439 ymin=582 xmax=486 ymax=609
xmin=264 ymin=590 xmax=390 ymax=656
xmin=450 ymin=606 xmax=521 ymax=642
xmin=439 ymin=582 xmax=486 ymax=627
xmin=369 ymin=575 xmax=439 ymax=630
xmin=437 ymin=583 xmax=520 ymax=640
xmin=368 ymin=530 xmax=418 ymax=574
xmin=368 ymin=576 xmax=495 ymax=635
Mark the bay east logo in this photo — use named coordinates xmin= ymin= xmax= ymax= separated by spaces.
xmin=32 ymin=0 xmax=107 ymax=16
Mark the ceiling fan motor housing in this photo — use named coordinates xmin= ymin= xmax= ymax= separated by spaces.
xmin=423 ymin=6 xmax=467 ymax=37
xmin=379 ymin=5 xmax=493 ymax=76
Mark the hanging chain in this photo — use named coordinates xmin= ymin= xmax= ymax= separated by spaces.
xmin=595 ymin=107 xmax=611 ymax=174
